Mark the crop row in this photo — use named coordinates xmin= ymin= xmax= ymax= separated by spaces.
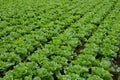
xmin=0 ymin=0 xmax=82 ymax=38
xmin=0 ymin=0 xmax=119 ymax=80
xmin=59 ymin=1 xmax=120 ymax=80
xmin=0 ymin=0 xmax=101 ymax=79
xmin=0 ymin=0 xmax=100 ymax=64
xmin=0 ymin=1 xmax=117 ymax=80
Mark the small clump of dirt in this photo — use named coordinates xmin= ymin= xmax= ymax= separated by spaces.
xmin=75 ymin=46 xmax=84 ymax=55
xmin=112 ymin=53 xmax=120 ymax=80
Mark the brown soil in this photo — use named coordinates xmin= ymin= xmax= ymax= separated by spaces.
xmin=75 ymin=46 xmax=84 ymax=55
xmin=112 ymin=72 xmax=120 ymax=80
xmin=112 ymin=53 xmax=120 ymax=80
xmin=115 ymin=57 xmax=120 ymax=67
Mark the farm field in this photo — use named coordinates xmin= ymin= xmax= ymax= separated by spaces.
xmin=0 ymin=0 xmax=120 ymax=80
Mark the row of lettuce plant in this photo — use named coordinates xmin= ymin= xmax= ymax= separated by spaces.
xmin=0 ymin=0 xmax=93 ymax=55
xmin=0 ymin=0 xmax=99 ymax=46
xmin=0 ymin=1 xmax=112 ymax=79
xmin=0 ymin=0 xmax=100 ymax=62
xmin=59 ymin=1 xmax=120 ymax=80
xmin=0 ymin=0 xmax=82 ymax=38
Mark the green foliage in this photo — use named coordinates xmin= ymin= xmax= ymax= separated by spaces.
xmin=0 ymin=0 xmax=120 ymax=80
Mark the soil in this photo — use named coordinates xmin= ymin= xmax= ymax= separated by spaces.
xmin=112 ymin=72 xmax=120 ymax=80
xmin=75 ymin=46 xmax=84 ymax=55
xmin=112 ymin=53 xmax=120 ymax=80
xmin=115 ymin=57 xmax=120 ymax=67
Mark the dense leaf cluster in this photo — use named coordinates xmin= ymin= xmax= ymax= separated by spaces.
xmin=0 ymin=0 xmax=120 ymax=80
